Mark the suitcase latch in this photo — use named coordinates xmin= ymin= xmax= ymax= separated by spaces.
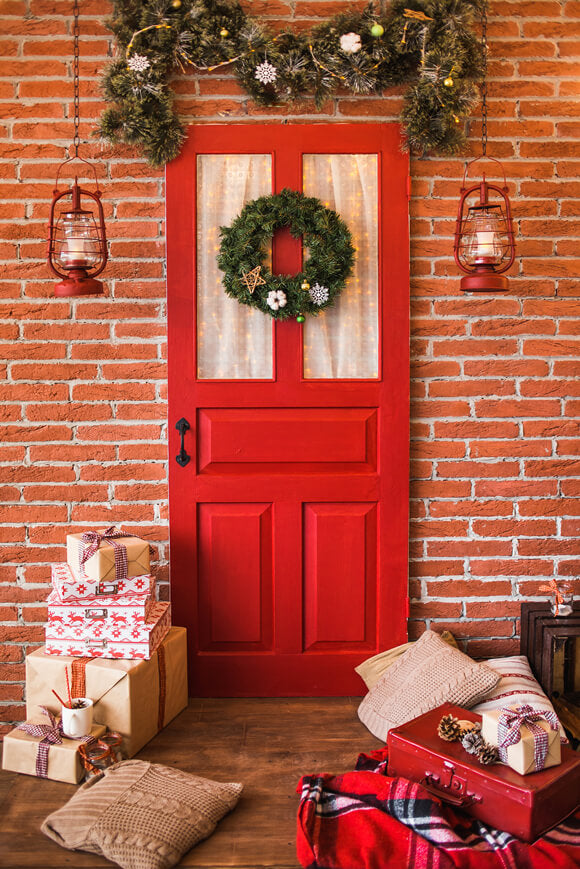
xmin=441 ymin=760 xmax=467 ymax=795
xmin=423 ymin=761 xmax=481 ymax=808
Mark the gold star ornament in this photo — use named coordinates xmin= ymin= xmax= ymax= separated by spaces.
xmin=241 ymin=266 xmax=266 ymax=294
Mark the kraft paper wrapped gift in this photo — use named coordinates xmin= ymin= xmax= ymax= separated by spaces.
xmin=481 ymin=706 xmax=561 ymax=775
xmin=25 ymin=627 xmax=188 ymax=758
xmin=67 ymin=529 xmax=150 ymax=583
xmin=2 ymin=716 xmax=106 ymax=784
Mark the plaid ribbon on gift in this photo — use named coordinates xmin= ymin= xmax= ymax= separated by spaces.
xmin=79 ymin=526 xmax=128 ymax=580
xmin=497 ymin=704 xmax=560 ymax=772
xmin=17 ymin=706 xmax=95 ymax=778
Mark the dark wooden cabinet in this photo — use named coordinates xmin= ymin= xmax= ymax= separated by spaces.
xmin=520 ymin=601 xmax=580 ymax=743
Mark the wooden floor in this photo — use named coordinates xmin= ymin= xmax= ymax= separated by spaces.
xmin=0 ymin=698 xmax=382 ymax=868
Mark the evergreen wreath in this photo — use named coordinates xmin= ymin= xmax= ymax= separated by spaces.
xmin=217 ymin=188 xmax=355 ymax=321
xmin=99 ymin=0 xmax=485 ymax=167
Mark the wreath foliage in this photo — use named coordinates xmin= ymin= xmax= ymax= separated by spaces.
xmin=217 ymin=188 xmax=355 ymax=321
xmin=99 ymin=0 xmax=485 ymax=167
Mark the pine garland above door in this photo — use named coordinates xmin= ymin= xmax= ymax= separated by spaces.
xmin=98 ymin=0 xmax=485 ymax=167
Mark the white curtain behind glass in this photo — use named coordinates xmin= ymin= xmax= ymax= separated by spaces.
xmin=303 ymin=154 xmax=379 ymax=379
xmin=196 ymin=154 xmax=273 ymax=379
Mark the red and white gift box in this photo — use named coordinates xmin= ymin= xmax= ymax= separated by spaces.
xmin=51 ymin=562 xmax=154 ymax=603
xmin=45 ymin=601 xmax=171 ymax=661
xmin=47 ymin=588 xmax=153 ymax=631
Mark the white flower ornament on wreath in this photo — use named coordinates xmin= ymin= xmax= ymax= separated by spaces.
xmin=267 ymin=289 xmax=287 ymax=311
xmin=340 ymin=32 xmax=362 ymax=54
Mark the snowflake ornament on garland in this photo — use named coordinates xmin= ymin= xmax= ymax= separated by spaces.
xmin=127 ymin=53 xmax=151 ymax=73
xmin=254 ymin=60 xmax=277 ymax=85
xmin=309 ymin=283 xmax=330 ymax=306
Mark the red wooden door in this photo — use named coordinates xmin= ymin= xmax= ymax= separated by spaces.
xmin=167 ymin=124 xmax=409 ymax=696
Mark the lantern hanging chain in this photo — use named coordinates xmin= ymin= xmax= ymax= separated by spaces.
xmin=72 ymin=0 xmax=80 ymax=158
xmin=481 ymin=6 xmax=488 ymax=158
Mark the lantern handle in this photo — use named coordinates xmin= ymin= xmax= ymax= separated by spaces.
xmin=462 ymin=155 xmax=508 ymax=191
xmin=54 ymin=155 xmax=102 ymax=196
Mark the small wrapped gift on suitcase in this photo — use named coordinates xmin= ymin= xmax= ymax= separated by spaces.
xmin=387 ymin=703 xmax=580 ymax=842
xmin=51 ymin=562 xmax=154 ymax=603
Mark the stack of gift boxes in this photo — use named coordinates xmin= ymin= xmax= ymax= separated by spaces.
xmin=3 ymin=528 xmax=188 ymax=785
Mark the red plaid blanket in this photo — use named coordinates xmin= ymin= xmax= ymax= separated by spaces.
xmin=297 ymin=749 xmax=580 ymax=869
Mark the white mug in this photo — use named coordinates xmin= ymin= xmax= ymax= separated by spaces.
xmin=61 ymin=698 xmax=93 ymax=738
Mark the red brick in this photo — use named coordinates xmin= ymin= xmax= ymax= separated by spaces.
xmin=436 ymin=461 xmax=520 ymax=479
xmin=472 ymin=518 xmax=558 ymax=537
xmin=409 ymin=560 xmax=465 ymax=578
xmin=525 ymin=459 xmax=580 ymax=477
xmin=475 ymin=399 xmax=562 ymax=418
xmin=469 ymin=559 xmax=553 ymax=577
xmin=470 ymin=440 xmax=552 ymax=458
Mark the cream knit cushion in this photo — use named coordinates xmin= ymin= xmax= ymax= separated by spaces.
xmin=41 ymin=760 xmax=243 ymax=869
xmin=354 ymin=630 xmax=459 ymax=690
xmin=358 ymin=629 xmax=500 ymax=741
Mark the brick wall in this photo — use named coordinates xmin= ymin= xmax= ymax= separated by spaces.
xmin=0 ymin=0 xmax=578 ymax=732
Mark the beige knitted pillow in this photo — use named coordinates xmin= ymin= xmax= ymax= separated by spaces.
xmin=358 ymin=629 xmax=500 ymax=742
xmin=355 ymin=630 xmax=459 ymax=690
xmin=41 ymin=760 xmax=243 ymax=869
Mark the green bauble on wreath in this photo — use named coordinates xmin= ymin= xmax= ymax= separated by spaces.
xmin=217 ymin=188 xmax=355 ymax=321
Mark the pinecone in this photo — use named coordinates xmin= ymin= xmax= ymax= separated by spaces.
xmin=437 ymin=714 xmax=463 ymax=741
xmin=477 ymin=742 xmax=500 ymax=766
xmin=461 ymin=725 xmax=484 ymax=755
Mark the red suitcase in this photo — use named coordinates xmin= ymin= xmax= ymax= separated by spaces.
xmin=387 ymin=702 xmax=580 ymax=842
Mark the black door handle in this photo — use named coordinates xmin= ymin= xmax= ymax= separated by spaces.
xmin=175 ymin=417 xmax=191 ymax=467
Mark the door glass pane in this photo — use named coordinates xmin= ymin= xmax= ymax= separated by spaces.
xmin=197 ymin=154 xmax=273 ymax=379
xmin=303 ymin=154 xmax=379 ymax=379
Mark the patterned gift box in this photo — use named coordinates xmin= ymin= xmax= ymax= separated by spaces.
xmin=66 ymin=527 xmax=150 ymax=584
xmin=47 ymin=589 xmax=153 ymax=633
xmin=481 ymin=705 xmax=562 ymax=775
xmin=45 ymin=601 xmax=171 ymax=661
xmin=2 ymin=708 xmax=106 ymax=784
xmin=51 ymin=562 xmax=154 ymax=603
xmin=26 ymin=627 xmax=187 ymax=758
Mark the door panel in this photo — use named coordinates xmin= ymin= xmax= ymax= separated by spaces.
xmin=197 ymin=502 xmax=273 ymax=651
xmin=167 ymin=124 xmax=410 ymax=696
xmin=303 ymin=502 xmax=377 ymax=650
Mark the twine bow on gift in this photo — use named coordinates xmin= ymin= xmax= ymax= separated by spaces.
xmin=497 ymin=704 xmax=560 ymax=773
xmin=80 ymin=526 xmax=128 ymax=580
xmin=17 ymin=706 xmax=63 ymax=778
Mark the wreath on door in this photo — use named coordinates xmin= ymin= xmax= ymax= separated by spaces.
xmin=217 ymin=188 xmax=355 ymax=321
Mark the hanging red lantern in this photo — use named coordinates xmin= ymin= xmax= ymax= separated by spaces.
xmin=46 ymin=0 xmax=108 ymax=297
xmin=47 ymin=163 xmax=108 ymax=297
xmin=454 ymin=156 xmax=516 ymax=292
